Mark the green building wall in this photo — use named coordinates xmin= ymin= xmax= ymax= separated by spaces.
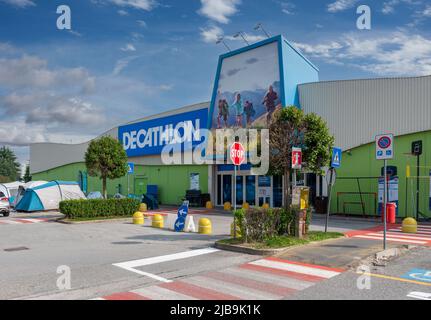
xmin=331 ymin=130 xmax=431 ymax=218
xmin=32 ymin=163 xmax=209 ymax=205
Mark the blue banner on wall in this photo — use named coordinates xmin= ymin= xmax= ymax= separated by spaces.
xmin=118 ymin=108 xmax=208 ymax=157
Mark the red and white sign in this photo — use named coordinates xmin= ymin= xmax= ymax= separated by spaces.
xmin=292 ymin=147 xmax=302 ymax=170
xmin=230 ymin=142 xmax=246 ymax=166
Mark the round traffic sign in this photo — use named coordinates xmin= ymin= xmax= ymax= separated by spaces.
xmin=378 ymin=136 xmax=392 ymax=149
xmin=230 ymin=142 xmax=246 ymax=166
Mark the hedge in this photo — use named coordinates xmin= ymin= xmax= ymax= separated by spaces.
xmin=234 ymin=206 xmax=313 ymax=243
xmin=59 ymin=198 xmax=141 ymax=219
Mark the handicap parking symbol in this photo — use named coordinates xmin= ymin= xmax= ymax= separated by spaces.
xmin=402 ymin=269 xmax=431 ymax=283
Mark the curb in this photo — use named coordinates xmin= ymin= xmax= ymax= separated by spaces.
xmin=56 ymin=218 xmax=133 ymax=225
xmin=215 ymin=236 xmax=345 ymax=256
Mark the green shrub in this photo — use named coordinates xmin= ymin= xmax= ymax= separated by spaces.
xmin=233 ymin=206 xmax=313 ymax=243
xmin=59 ymin=198 xmax=141 ymax=219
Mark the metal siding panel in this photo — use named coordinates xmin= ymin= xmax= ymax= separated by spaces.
xmin=298 ymin=76 xmax=431 ymax=150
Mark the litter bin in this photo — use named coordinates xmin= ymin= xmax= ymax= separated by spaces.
xmin=315 ymin=197 xmax=328 ymax=214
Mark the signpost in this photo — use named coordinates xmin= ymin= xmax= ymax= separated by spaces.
xmin=230 ymin=142 xmax=246 ymax=239
xmin=376 ymin=134 xmax=394 ymax=250
xmin=174 ymin=202 xmax=189 ymax=232
xmin=412 ymin=141 xmax=423 ymax=220
xmin=325 ymin=147 xmax=342 ymax=232
xmin=127 ymin=162 xmax=135 ymax=196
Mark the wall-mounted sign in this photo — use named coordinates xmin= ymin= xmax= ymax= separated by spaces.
xmin=118 ymin=108 xmax=208 ymax=157
xmin=190 ymin=173 xmax=200 ymax=191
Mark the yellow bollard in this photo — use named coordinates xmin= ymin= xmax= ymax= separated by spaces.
xmin=242 ymin=202 xmax=250 ymax=210
xmin=262 ymin=203 xmax=270 ymax=209
xmin=206 ymin=201 xmax=213 ymax=209
xmin=152 ymin=214 xmax=164 ymax=229
xmin=198 ymin=218 xmax=212 ymax=235
xmin=139 ymin=203 xmax=147 ymax=212
xmin=133 ymin=212 xmax=144 ymax=225
xmin=231 ymin=222 xmax=241 ymax=238
xmin=224 ymin=202 xmax=232 ymax=211
xmin=402 ymin=217 xmax=418 ymax=234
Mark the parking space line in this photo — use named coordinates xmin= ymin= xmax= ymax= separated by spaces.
xmin=407 ymin=292 xmax=431 ymax=300
xmin=358 ymin=272 xmax=431 ymax=287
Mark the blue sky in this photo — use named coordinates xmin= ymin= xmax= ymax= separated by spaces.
xmin=0 ymin=0 xmax=431 ymax=166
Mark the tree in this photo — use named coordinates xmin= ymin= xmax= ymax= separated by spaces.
xmin=23 ymin=164 xmax=32 ymax=183
xmin=269 ymin=106 xmax=334 ymax=209
xmin=0 ymin=146 xmax=21 ymax=182
xmin=85 ymin=136 xmax=128 ymax=199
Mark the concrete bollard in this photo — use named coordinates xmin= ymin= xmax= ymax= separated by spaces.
xmin=133 ymin=212 xmax=144 ymax=225
xmin=242 ymin=202 xmax=250 ymax=210
xmin=139 ymin=203 xmax=147 ymax=212
xmin=402 ymin=217 xmax=418 ymax=234
xmin=198 ymin=218 xmax=212 ymax=235
xmin=224 ymin=202 xmax=232 ymax=211
xmin=152 ymin=214 xmax=164 ymax=229
xmin=206 ymin=201 xmax=213 ymax=209
xmin=262 ymin=203 xmax=270 ymax=209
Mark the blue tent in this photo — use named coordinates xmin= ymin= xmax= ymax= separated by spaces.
xmin=15 ymin=181 xmax=86 ymax=212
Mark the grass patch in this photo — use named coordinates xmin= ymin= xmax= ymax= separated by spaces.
xmin=218 ymin=231 xmax=344 ymax=250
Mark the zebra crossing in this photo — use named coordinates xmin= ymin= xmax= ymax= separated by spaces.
xmin=97 ymin=257 xmax=344 ymax=300
xmin=347 ymin=224 xmax=431 ymax=246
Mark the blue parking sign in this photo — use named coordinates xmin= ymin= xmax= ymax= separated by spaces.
xmin=127 ymin=162 xmax=135 ymax=174
xmin=331 ymin=147 xmax=342 ymax=168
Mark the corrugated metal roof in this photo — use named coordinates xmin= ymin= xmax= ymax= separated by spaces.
xmin=298 ymin=75 xmax=431 ymax=150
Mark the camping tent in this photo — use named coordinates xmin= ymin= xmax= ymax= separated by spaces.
xmin=0 ymin=182 xmax=25 ymax=206
xmin=13 ymin=181 xmax=48 ymax=208
xmin=15 ymin=181 xmax=86 ymax=212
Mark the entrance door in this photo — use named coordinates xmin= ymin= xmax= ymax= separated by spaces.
xmin=236 ymin=176 xmax=244 ymax=206
xmin=134 ymin=178 xmax=147 ymax=196
xmin=258 ymin=176 xmax=272 ymax=207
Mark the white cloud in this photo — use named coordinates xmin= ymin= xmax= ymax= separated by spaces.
xmin=117 ymin=9 xmax=129 ymax=16
xmin=0 ymin=0 xmax=35 ymax=8
xmin=113 ymin=56 xmax=139 ymax=75
xmin=423 ymin=5 xmax=431 ymax=16
xmin=137 ymin=20 xmax=147 ymax=27
xmin=0 ymin=55 xmax=96 ymax=93
xmin=280 ymin=2 xmax=295 ymax=15
xmin=200 ymin=26 xmax=265 ymax=44
xmin=200 ymin=26 xmax=224 ymax=43
xmin=120 ymin=43 xmax=137 ymax=52
xmin=327 ymin=0 xmax=358 ymax=13
xmin=294 ymin=31 xmax=431 ymax=76
xmin=198 ymin=0 xmax=241 ymax=24
xmin=382 ymin=0 xmax=422 ymax=15
xmin=109 ymin=0 xmax=156 ymax=11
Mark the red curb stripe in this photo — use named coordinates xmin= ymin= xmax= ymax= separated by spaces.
xmin=103 ymin=292 xmax=150 ymax=300
xmin=159 ymin=281 xmax=241 ymax=300
xmin=204 ymin=271 xmax=297 ymax=297
xmin=239 ymin=263 xmax=325 ymax=283
xmin=264 ymin=257 xmax=345 ymax=273
xmin=344 ymin=225 xmax=385 ymax=237
xmin=13 ymin=219 xmax=34 ymax=224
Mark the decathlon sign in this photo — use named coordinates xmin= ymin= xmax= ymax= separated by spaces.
xmin=118 ymin=108 xmax=208 ymax=157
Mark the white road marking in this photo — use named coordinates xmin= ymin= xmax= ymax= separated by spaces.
xmin=249 ymin=260 xmax=341 ymax=279
xmin=354 ymin=235 xmax=427 ymax=244
xmin=112 ymin=247 xmax=220 ymax=283
xmin=407 ymin=291 xmax=431 ymax=300
xmin=389 ymin=229 xmax=431 ymax=235
xmin=367 ymin=233 xmax=431 ymax=241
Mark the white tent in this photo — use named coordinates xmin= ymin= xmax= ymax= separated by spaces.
xmin=15 ymin=181 xmax=86 ymax=212
xmin=13 ymin=181 xmax=47 ymax=208
xmin=0 ymin=182 xmax=25 ymax=206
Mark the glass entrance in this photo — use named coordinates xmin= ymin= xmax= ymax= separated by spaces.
xmin=236 ymin=176 xmax=244 ymax=206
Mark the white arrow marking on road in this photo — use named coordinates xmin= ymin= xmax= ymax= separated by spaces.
xmin=113 ymin=248 xmax=220 ymax=283
xmin=407 ymin=292 xmax=431 ymax=300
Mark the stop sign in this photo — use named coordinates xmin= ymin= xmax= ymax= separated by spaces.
xmin=230 ymin=142 xmax=246 ymax=166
